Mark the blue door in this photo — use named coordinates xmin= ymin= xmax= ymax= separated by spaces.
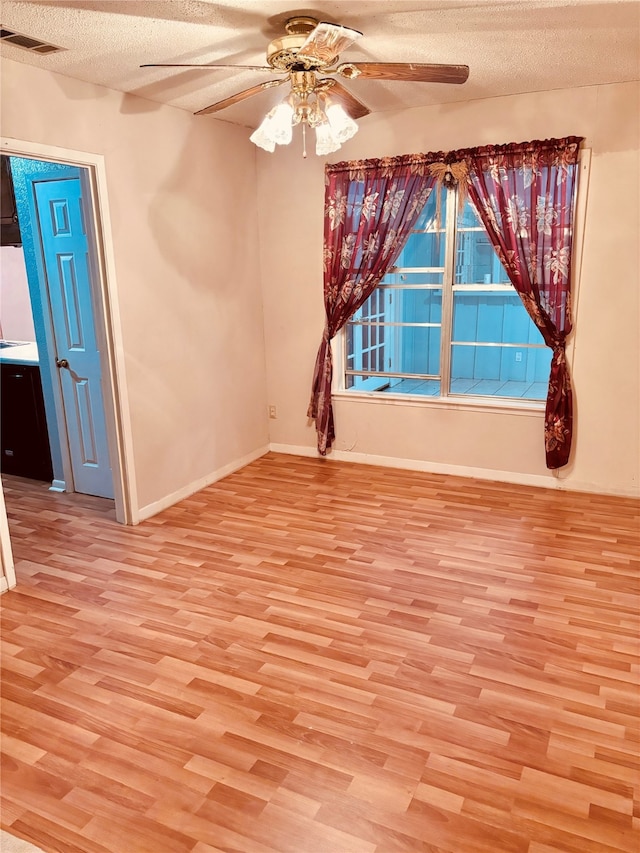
xmin=33 ymin=176 xmax=113 ymax=499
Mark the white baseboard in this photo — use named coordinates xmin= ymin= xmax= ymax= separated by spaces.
xmin=49 ymin=479 xmax=66 ymax=493
xmin=136 ymin=445 xmax=270 ymax=522
xmin=268 ymin=443 xmax=640 ymax=499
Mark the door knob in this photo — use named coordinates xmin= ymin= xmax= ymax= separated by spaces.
xmin=56 ymin=358 xmax=70 ymax=369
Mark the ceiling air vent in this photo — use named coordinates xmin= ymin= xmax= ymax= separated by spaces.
xmin=0 ymin=28 xmax=64 ymax=55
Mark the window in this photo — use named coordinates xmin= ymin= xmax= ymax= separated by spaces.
xmin=344 ymin=187 xmax=551 ymax=402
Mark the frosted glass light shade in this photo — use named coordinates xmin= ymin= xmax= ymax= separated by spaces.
xmin=315 ymin=122 xmax=341 ymax=156
xmin=269 ymin=102 xmax=294 ymax=145
xmin=326 ymin=103 xmax=358 ymax=143
xmin=250 ymin=115 xmax=277 ymax=152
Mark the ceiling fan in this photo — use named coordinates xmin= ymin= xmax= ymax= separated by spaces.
xmin=142 ymin=15 xmax=469 ymax=154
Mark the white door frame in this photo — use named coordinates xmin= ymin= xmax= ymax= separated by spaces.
xmin=0 ymin=485 xmax=16 ymax=591
xmin=1 ymin=136 xmax=138 ymax=527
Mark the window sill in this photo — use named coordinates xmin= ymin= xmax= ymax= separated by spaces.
xmin=332 ymin=389 xmax=546 ymax=416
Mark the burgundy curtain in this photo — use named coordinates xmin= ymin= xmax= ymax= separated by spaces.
xmin=308 ymin=156 xmax=439 ymax=455
xmin=461 ymin=137 xmax=583 ymax=468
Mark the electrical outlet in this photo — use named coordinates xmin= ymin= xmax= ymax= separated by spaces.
xmin=268 ymin=405 xmax=277 ymax=419
xmin=515 ymin=351 xmax=522 ymax=362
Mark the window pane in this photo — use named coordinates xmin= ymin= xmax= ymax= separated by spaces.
xmin=452 ymin=291 xmax=544 ymax=344
xmin=354 ymin=292 xmax=385 ymax=321
xmin=385 ymin=378 xmax=441 ymax=396
xmin=346 ymin=324 xmax=354 ymax=369
xmin=414 ymin=190 xmax=441 ymax=230
xmin=346 ymin=373 xmax=391 ymax=392
xmin=347 ymin=324 xmax=441 ymax=375
xmin=397 ymin=326 xmax=441 ymax=375
xmin=451 ymin=343 xmax=551 ymax=399
xmin=350 ymin=289 xmax=442 ymax=325
xmin=399 ymin=231 xmax=446 ymax=268
xmin=456 ymin=200 xmax=510 ymax=284
xmin=381 ymin=272 xmax=443 ymax=285
xmin=401 ymin=288 xmax=442 ymax=324
xmin=346 ymin=287 xmax=442 ymax=382
xmin=347 ymin=375 xmax=441 ymax=396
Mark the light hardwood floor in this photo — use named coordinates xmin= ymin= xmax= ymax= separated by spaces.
xmin=1 ymin=453 xmax=639 ymax=853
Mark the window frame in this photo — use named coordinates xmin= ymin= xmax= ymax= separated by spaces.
xmin=335 ymin=149 xmax=591 ymax=414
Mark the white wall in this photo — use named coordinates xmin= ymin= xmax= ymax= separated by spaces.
xmin=258 ymin=82 xmax=640 ymax=497
xmin=1 ymin=58 xmax=270 ymax=513
xmin=0 ymin=246 xmax=35 ymax=341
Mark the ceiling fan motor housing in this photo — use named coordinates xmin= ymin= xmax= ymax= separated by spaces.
xmin=267 ymin=16 xmax=323 ymax=71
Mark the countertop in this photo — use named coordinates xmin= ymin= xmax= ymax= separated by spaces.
xmin=0 ymin=341 xmax=40 ymax=365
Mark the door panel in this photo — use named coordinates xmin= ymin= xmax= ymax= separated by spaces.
xmin=58 ymin=253 xmax=84 ymax=347
xmin=34 ymin=177 xmax=113 ymax=499
xmin=75 ymin=378 xmax=99 ymax=464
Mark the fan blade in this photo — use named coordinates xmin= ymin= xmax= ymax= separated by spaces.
xmin=141 ymin=63 xmax=274 ymax=72
xmin=319 ymin=79 xmax=370 ymax=120
xmin=195 ymin=79 xmax=287 ymax=116
xmin=335 ymin=62 xmax=469 ymax=84
xmin=296 ymin=21 xmax=363 ymax=67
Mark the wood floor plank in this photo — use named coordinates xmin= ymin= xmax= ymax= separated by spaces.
xmin=1 ymin=454 xmax=639 ymax=852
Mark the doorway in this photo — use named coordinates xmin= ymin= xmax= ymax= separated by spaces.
xmin=8 ymin=156 xmax=115 ymax=499
xmin=1 ymin=137 xmax=137 ymax=573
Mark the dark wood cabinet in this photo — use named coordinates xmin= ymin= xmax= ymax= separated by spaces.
xmin=1 ymin=362 xmax=53 ymax=481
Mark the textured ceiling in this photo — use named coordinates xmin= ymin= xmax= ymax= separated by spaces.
xmin=2 ymin=0 xmax=639 ymax=128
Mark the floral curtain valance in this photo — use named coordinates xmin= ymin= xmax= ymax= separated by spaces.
xmin=310 ymin=136 xmax=584 ymax=468
xmin=327 ymin=137 xmax=583 ymax=178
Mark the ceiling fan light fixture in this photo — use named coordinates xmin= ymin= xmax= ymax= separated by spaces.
xmin=315 ymin=121 xmax=342 ymax=156
xmin=269 ymin=100 xmax=295 ymax=144
xmin=250 ymin=89 xmax=359 ymax=156
xmin=325 ymin=101 xmax=359 ymax=143
xmin=249 ymin=101 xmax=295 ymax=150
xmin=249 ymin=113 xmax=277 ymax=151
